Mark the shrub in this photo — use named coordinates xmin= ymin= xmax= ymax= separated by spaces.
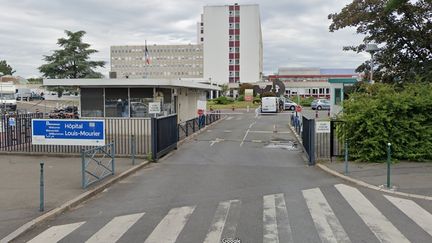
xmin=253 ymin=96 xmax=261 ymax=104
xmin=339 ymin=83 xmax=432 ymax=162
xmin=300 ymin=97 xmax=315 ymax=107
xmin=237 ymin=95 xmax=245 ymax=101
xmin=261 ymin=91 xmax=276 ymax=98
xmin=213 ymin=96 xmax=234 ymax=105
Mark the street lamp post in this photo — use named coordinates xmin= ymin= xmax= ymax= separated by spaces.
xmin=365 ymin=44 xmax=379 ymax=84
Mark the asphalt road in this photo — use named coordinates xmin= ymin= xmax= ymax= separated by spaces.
xmin=11 ymin=111 xmax=432 ymax=242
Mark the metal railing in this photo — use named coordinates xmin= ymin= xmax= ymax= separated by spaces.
xmin=178 ymin=111 xmax=221 ymax=141
xmin=151 ymin=114 xmax=178 ymax=161
xmin=0 ymin=114 xmax=151 ymax=156
xmin=81 ymin=143 xmax=115 ymax=189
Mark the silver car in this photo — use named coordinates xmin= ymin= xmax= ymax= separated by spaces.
xmin=311 ymin=99 xmax=330 ymax=110
xmin=284 ymin=99 xmax=298 ymax=111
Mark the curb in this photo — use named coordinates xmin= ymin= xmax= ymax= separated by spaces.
xmin=1 ymin=160 xmax=151 ymax=243
xmin=288 ymin=122 xmax=432 ymax=201
xmin=317 ymin=163 xmax=432 ymax=201
xmin=2 ymin=116 xmax=226 ymax=242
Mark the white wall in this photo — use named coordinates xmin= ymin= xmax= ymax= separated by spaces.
xmin=177 ymin=88 xmax=207 ymax=122
xmin=203 ymin=6 xmax=229 ymax=85
xmin=240 ymin=5 xmax=262 ymax=83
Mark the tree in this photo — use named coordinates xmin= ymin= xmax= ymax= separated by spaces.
xmin=328 ymin=0 xmax=432 ymax=84
xmin=39 ymin=30 xmax=105 ymax=79
xmin=220 ymin=84 xmax=229 ymax=96
xmin=0 ymin=60 xmax=16 ymax=75
xmin=239 ymin=83 xmax=255 ymax=96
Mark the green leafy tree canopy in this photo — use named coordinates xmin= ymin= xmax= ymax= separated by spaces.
xmin=39 ymin=30 xmax=105 ymax=79
xmin=329 ymin=0 xmax=432 ymax=83
xmin=0 ymin=60 xmax=16 ymax=75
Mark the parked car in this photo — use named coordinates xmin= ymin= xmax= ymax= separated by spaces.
xmin=283 ymin=99 xmax=298 ymax=111
xmin=31 ymin=92 xmax=45 ymax=100
xmin=311 ymin=99 xmax=331 ymax=110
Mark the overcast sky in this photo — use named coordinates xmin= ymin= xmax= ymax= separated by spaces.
xmin=0 ymin=0 xmax=368 ymax=78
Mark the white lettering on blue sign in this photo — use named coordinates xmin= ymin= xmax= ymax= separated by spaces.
xmin=32 ymin=119 xmax=105 ymax=146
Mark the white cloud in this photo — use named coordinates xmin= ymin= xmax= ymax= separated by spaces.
xmin=0 ymin=0 xmax=367 ymax=78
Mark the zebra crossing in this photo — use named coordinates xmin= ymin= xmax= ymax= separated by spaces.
xmin=25 ymin=184 xmax=432 ymax=243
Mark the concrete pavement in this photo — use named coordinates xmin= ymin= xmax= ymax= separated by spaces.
xmin=0 ymin=111 xmax=432 ymax=242
xmin=0 ymin=155 xmax=146 ymax=240
xmin=321 ymin=161 xmax=432 ymax=197
xmin=8 ymin=110 xmax=432 ymax=243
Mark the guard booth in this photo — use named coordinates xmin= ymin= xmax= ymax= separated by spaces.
xmin=328 ymin=78 xmax=358 ymax=118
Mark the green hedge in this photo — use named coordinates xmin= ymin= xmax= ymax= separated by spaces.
xmin=212 ymin=96 xmax=234 ymax=105
xmin=340 ymin=83 xmax=432 ymax=162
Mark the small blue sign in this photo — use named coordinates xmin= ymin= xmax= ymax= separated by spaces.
xmin=32 ymin=119 xmax=105 ymax=146
xmin=8 ymin=117 xmax=16 ymax=127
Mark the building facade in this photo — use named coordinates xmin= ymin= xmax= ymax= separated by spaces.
xmin=111 ymin=44 xmax=203 ymax=79
xmin=269 ymin=68 xmax=358 ymax=98
xmin=200 ymin=3 xmax=263 ymax=85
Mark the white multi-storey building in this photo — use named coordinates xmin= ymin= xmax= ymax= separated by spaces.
xmin=200 ymin=3 xmax=263 ymax=85
xmin=111 ymin=44 xmax=203 ymax=79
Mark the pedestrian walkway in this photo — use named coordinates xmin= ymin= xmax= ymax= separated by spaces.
xmin=0 ymin=155 xmax=144 ymax=240
xmin=322 ymin=161 xmax=432 ymax=197
xmin=20 ymin=183 xmax=432 ymax=243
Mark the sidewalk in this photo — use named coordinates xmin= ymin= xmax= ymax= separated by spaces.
xmin=321 ymin=161 xmax=432 ymax=197
xmin=0 ymin=154 xmax=147 ymax=239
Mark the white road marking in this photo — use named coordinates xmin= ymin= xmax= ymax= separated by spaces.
xmin=274 ymin=193 xmax=294 ymax=243
xmin=263 ymin=194 xmax=279 ymax=243
xmin=226 ymin=117 xmax=233 ymax=121
xmin=335 ymin=184 xmax=409 ymax=243
xmin=144 ymin=206 xmax=195 ymax=243
xmin=86 ymin=213 xmax=145 ymax=243
xmin=248 ymin=131 xmax=290 ymax=134
xmin=385 ymin=195 xmax=432 ymax=236
xmin=240 ymin=129 xmax=249 ymax=147
xmin=223 ymin=130 xmax=232 ymax=133
xmin=28 ymin=222 xmax=85 ymax=243
xmin=203 ymin=200 xmax=240 ymax=243
xmin=210 ymin=138 xmax=223 ymax=147
xmin=302 ymin=188 xmax=350 ymax=243
xmin=235 ymin=117 xmax=242 ymax=121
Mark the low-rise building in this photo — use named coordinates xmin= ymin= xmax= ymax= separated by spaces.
xmin=269 ymin=67 xmax=358 ymax=98
xmin=43 ymin=78 xmax=219 ymax=123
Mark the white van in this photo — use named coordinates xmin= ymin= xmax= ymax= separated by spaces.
xmin=261 ymin=97 xmax=279 ymax=113
xmin=15 ymin=88 xmax=32 ymax=101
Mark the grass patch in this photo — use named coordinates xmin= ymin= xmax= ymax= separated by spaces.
xmin=207 ymin=100 xmax=260 ymax=109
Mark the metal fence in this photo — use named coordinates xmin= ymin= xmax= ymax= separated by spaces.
xmin=178 ymin=111 xmax=221 ymax=141
xmin=290 ymin=114 xmax=341 ymax=161
xmin=81 ymin=143 xmax=115 ymax=189
xmin=152 ymin=114 xmax=178 ymax=160
xmin=0 ymin=114 xmax=151 ymax=156
xmin=302 ymin=116 xmax=315 ymax=165
xmin=330 ymin=120 xmax=345 ymax=158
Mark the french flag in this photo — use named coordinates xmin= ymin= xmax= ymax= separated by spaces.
xmin=144 ymin=41 xmax=150 ymax=65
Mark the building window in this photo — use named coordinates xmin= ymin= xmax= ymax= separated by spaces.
xmin=105 ymin=88 xmax=129 ymax=117
xmin=335 ymin=88 xmax=342 ymax=105
xmin=81 ymin=88 xmax=104 ymax=117
xmin=130 ymin=88 xmax=153 ymax=117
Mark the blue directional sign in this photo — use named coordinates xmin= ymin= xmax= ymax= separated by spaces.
xmin=32 ymin=119 xmax=105 ymax=146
